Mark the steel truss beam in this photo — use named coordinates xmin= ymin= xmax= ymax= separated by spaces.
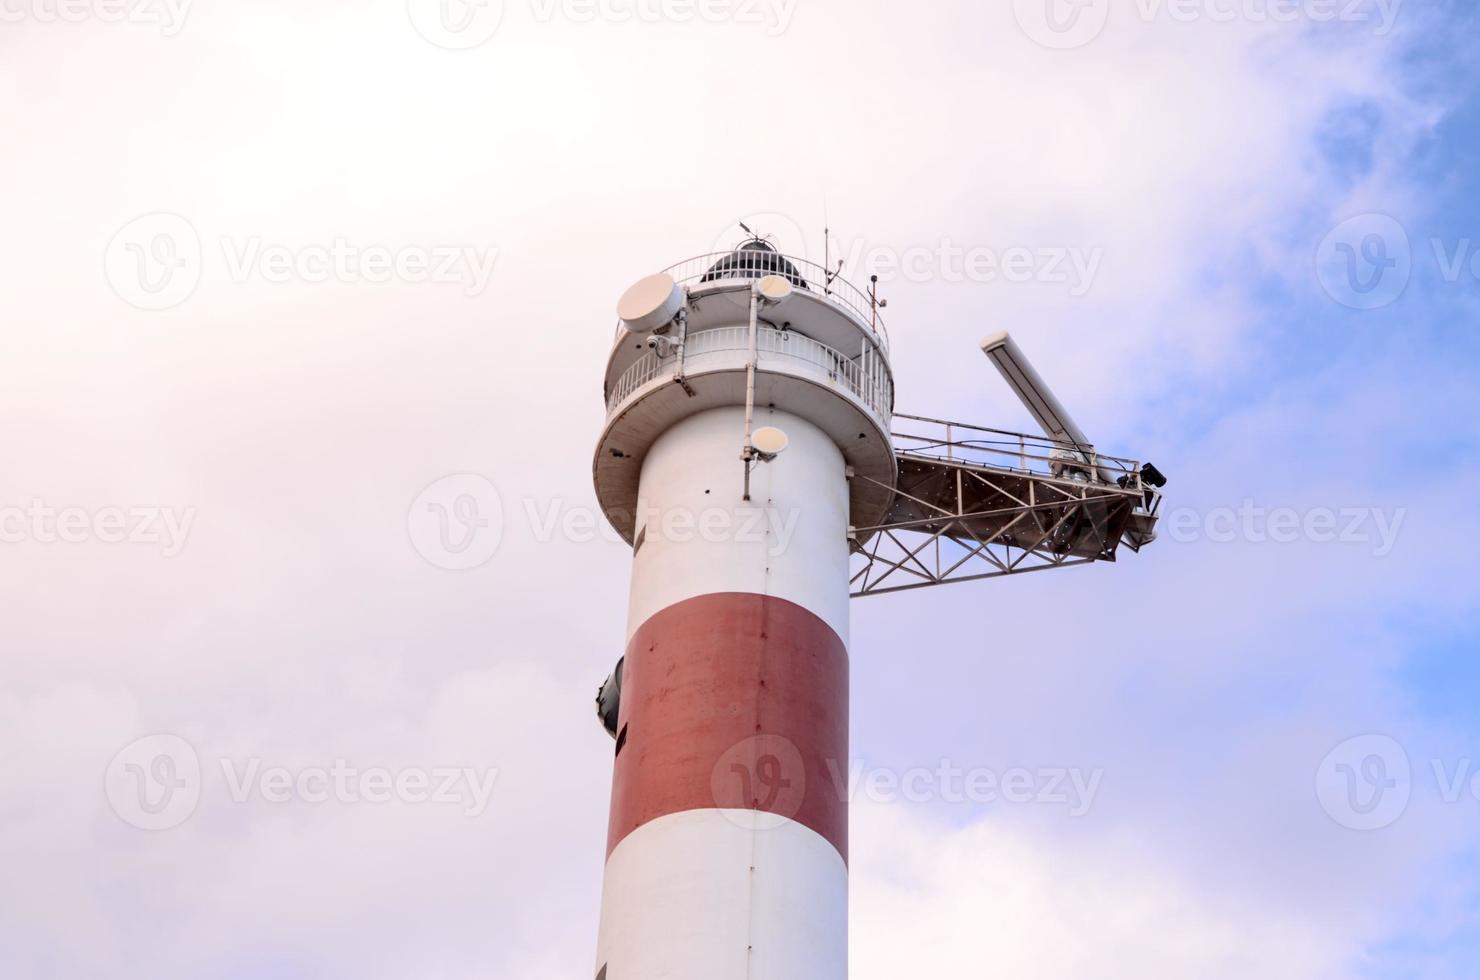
xmin=849 ymin=438 xmax=1143 ymax=598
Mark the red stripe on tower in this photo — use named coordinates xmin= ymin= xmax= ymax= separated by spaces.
xmin=608 ymin=591 xmax=848 ymax=861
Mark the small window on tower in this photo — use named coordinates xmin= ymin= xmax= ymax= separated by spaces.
xmin=596 ymin=967 xmax=607 ymax=980
xmin=615 ymin=724 xmax=629 ymax=757
xmin=633 ymin=525 xmax=647 ymax=556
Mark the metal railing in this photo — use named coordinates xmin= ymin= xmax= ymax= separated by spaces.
xmin=612 ymin=250 xmax=890 ymax=352
xmin=606 ymin=325 xmax=894 ymax=426
xmin=890 ymin=413 xmax=1143 ymax=491
xmin=606 ymin=348 xmax=666 ymax=409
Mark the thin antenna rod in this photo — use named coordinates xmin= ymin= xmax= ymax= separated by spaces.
xmin=823 ymin=198 xmax=830 ymax=295
xmin=824 ymin=225 xmax=830 ymax=295
xmin=741 ymin=284 xmax=761 ymax=501
xmin=868 ymin=274 xmax=887 ymax=336
xmin=822 ymin=200 xmax=843 ymax=294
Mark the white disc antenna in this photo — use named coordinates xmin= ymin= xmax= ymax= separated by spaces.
xmin=755 ymin=274 xmax=793 ymax=304
xmin=752 ymin=426 xmax=790 ymax=459
xmin=618 ymin=273 xmax=686 ymax=335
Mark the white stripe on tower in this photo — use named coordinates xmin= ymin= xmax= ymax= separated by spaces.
xmin=594 ymin=406 xmax=851 ymax=980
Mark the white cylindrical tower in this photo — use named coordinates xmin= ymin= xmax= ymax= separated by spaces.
xmin=592 ymin=242 xmax=897 ymax=980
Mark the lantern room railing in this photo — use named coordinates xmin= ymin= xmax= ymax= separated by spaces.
xmin=612 ymin=250 xmax=890 ymax=353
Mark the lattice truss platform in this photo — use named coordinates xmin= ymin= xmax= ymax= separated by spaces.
xmin=849 ymin=414 xmax=1160 ymax=597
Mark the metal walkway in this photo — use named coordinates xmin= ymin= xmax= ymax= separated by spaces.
xmin=849 ymin=414 xmax=1161 ymax=597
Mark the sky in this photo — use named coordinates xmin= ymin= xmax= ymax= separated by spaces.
xmin=2 ymin=0 xmax=1479 ymax=977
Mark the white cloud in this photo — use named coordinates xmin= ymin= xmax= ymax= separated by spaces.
xmin=0 ymin=0 xmax=1467 ymax=976
xmin=850 ymin=797 xmax=1401 ymax=980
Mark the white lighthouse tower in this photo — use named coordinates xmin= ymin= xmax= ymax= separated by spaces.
xmin=591 ymin=235 xmax=1165 ymax=979
xmin=592 ymin=241 xmax=893 ymax=978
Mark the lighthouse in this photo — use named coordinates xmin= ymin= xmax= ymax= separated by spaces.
xmin=591 ymin=240 xmax=896 ymax=978
xmin=589 ymin=235 xmax=1164 ymax=978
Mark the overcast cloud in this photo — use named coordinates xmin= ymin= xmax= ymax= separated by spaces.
xmin=2 ymin=1 xmax=1478 ymax=977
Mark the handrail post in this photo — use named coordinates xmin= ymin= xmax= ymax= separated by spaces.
xmin=741 ymin=285 xmax=761 ymax=502
xmin=673 ymin=306 xmax=688 ymax=383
